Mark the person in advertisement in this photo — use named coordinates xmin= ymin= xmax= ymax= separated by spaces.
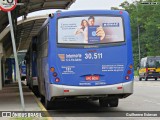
xmin=75 ymin=19 xmax=89 ymax=43
xmin=75 ymin=16 xmax=106 ymax=43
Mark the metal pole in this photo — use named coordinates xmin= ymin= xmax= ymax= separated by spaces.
xmin=0 ymin=57 xmax=2 ymax=90
xmin=3 ymin=59 xmax=5 ymax=87
xmin=135 ymin=3 xmax=141 ymax=65
xmin=137 ymin=25 xmax=141 ymax=64
xmin=7 ymin=11 xmax=25 ymax=111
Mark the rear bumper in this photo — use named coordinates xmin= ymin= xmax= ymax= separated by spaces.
xmin=49 ymin=81 xmax=133 ymax=98
xmin=140 ymin=72 xmax=160 ymax=78
xmin=147 ymin=72 xmax=160 ymax=78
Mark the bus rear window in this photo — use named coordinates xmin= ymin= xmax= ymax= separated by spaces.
xmin=57 ymin=16 xmax=125 ymax=44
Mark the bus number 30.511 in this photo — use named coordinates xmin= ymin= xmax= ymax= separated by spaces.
xmin=85 ymin=53 xmax=103 ymax=59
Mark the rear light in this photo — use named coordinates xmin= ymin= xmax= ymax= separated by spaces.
xmin=127 ymin=70 xmax=131 ymax=74
xmin=129 ymin=65 xmax=133 ymax=69
xmin=125 ymin=76 xmax=129 ymax=80
xmin=146 ymin=68 xmax=148 ymax=72
xmin=50 ymin=67 xmax=55 ymax=72
xmin=55 ymin=78 xmax=60 ymax=82
xmin=53 ymin=72 xmax=57 ymax=77
xmin=117 ymin=86 xmax=123 ymax=90
xmin=64 ymin=90 xmax=69 ymax=92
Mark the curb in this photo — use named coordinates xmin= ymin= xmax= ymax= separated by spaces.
xmin=31 ymin=92 xmax=53 ymax=120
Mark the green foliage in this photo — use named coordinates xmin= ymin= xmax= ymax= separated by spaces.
xmin=119 ymin=0 xmax=160 ymax=68
xmin=134 ymin=70 xmax=139 ymax=76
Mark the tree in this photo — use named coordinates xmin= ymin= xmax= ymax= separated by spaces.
xmin=118 ymin=0 xmax=160 ymax=68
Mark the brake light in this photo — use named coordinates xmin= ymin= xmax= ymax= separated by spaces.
xmin=127 ymin=70 xmax=131 ymax=74
xmin=146 ymin=68 xmax=148 ymax=72
xmin=53 ymin=72 xmax=57 ymax=77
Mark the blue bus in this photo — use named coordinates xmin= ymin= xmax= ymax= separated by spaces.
xmin=19 ymin=60 xmax=26 ymax=81
xmin=33 ymin=10 xmax=133 ymax=109
xmin=25 ymin=37 xmax=39 ymax=95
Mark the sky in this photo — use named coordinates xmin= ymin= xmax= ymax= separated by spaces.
xmin=69 ymin=0 xmax=133 ymax=10
xmin=26 ymin=0 xmax=134 ymax=18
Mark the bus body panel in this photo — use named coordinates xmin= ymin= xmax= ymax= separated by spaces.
xmin=46 ymin=10 xmax=133 ymax=100
xmin=49 ymin=81 xmax=133 ymax=97
xmin=34 ymin=10 xmax=134 ymax=101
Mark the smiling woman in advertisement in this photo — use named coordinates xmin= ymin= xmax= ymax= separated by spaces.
xmin=75 ymin=19 xmax=89 ymax=43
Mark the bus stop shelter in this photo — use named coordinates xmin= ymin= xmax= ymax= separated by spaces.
xmin=0 ymin=0 xmax=75 ymax=111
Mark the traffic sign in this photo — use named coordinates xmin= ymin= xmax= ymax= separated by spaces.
xmin=0 ymin=0 xmax=17 ymax=12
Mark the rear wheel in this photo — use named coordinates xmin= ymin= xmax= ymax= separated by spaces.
xmin=99 ymin=98 xmax=109 ymax=107
xmin=145 ymin=77 xmax=148 ymax=81
xmin=99 ymin=98 xmax=119 ymax=107
xmin=44 ymin=80 xmax=52 ymax=110
xmin=45 ymin=97 xmax=52 ymax=110
xmin=109 ymin=98 xmax=119 ymax=107
xmin=139 ymin=77 xmax=142 ymax=81
xmin=33 ymin=86 xmax=40 ymax=97
xmin=40 ymin=95 xmax=45 ymax=103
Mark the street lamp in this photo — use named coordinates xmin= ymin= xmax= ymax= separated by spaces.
xmin=133 ymin=0 xmax=141 ymax=65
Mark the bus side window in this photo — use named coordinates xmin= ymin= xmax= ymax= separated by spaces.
xmin=146 ymin=63 xmax=149 ymax=68
xmin=156 ymin=61 xmax=160 ymax=67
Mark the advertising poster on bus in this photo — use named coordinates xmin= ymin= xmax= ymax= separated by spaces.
xmin=58 ymin=16 xmax=125 ymax=44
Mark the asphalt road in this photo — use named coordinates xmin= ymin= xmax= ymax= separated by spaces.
xmin=44 ymin=77 xmax=160 ymax=120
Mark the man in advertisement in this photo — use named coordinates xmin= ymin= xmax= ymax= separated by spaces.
xmin=88 ymin=16 xmax=106 ymax=43
xmin=75 ymin=16 xmax=106 ymax=43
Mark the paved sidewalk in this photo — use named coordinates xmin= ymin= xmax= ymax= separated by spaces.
xmin=0 ymin=82 xmax=41 ymax=111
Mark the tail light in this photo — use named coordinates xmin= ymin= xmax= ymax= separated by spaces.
xmin=53 ymin=72 xmax=57 ymax=77
xmin=125 ymin=64 xmax=133 ymax=80
xmin=127 ymin=70 xmax=131 ymax=74
xmin=146 ymin=68 xmax=148 ymax=72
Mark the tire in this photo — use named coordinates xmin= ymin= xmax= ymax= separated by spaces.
xmin=145 ymin=77 xmax=148 ymax=81
xmin=33 ymin=86 xmax=40 ymax=97
xmin=44 ymin=80 xmax=52 ymax=110
xmin=109 ymin=98 xmax=119 ymax=107
xmin=99 ymin=98 xmax=109 ymax=107
xmin=139 ymin=77 xmax=142 ymax=81
xmin=155 ymin=77 xmax=157 ymax=81
xmin=45 ymin=97 xmax=52 ymax=110
xmin=40 ymin=95 xmax=45 ymax=103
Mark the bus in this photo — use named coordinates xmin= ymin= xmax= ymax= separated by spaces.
xmin=25 ymin=38 xmax=39 ymax=95
xmin=19 ymin=60 xmax=26 ymax=81
xmin=29 ymin=10 xmax=133 ymax=109
xmin=139 ymin=56 xmax=160 ymax=81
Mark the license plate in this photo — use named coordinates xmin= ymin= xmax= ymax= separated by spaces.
xmin=85 ymin=75 xmax=100 ymax=81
